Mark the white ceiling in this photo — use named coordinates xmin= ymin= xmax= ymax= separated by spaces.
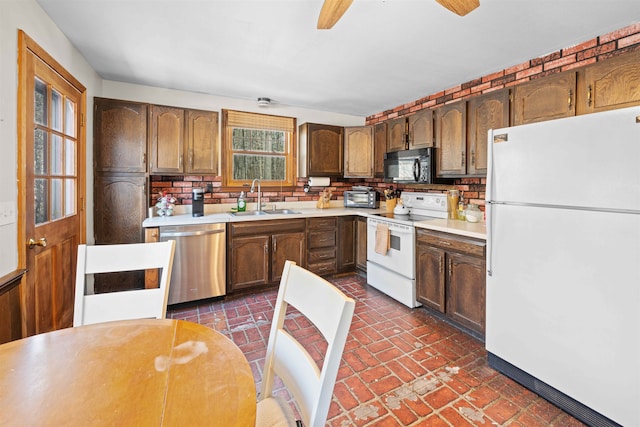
xmin=36 ymin=0 xmax=640 ymax=117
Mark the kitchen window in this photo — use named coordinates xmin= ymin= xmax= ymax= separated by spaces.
xmin=222 ymin=109 xmax=296 ymax=188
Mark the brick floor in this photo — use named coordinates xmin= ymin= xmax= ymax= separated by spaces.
xmin=168 ymin=274 xmax=586 ymax=426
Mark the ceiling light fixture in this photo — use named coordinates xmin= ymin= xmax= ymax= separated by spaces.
xmin=257 ymin=97 xmax=271 ymax=107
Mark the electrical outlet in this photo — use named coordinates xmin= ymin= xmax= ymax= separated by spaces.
xmin=0 ymin=201 xmax=16 ymax=226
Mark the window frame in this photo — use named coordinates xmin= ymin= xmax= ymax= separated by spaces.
xmin=221 ymin=109 xmax=297 ymax=189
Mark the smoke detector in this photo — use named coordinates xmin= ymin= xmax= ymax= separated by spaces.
xmin=257 ymin=97 xmax=271 ymax=107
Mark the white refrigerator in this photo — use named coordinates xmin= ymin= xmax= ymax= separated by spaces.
xmin=486 ymin=106 xmax=640 ymax=427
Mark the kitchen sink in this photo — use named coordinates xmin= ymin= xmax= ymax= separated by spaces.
xmin=265 ymin=209 xmax=301 ymax=215
xmin=231 ymin=210 xmax=268 ymax=216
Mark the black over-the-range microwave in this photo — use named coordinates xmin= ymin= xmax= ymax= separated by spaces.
xmin=383 ymin=147 xmax=436 ymax=183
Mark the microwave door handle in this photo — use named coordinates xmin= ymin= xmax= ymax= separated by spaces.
xmin=413 ymin=159 xmax=420 ymax=182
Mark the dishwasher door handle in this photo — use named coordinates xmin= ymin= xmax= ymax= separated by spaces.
xmin=160 ymin=229 xmax=225 ymax=238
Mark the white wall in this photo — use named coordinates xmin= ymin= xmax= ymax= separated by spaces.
xmin=0 ymin=0 xmax=364 ymax=277
xmin=0 ymin=0 xmax=102 ymax=276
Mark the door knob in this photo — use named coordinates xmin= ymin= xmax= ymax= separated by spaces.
xmin=28 ymin=237 xmax=47 ymax=249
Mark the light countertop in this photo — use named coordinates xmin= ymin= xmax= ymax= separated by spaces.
xmin=143 ymin=201 xmax=486 ymax=240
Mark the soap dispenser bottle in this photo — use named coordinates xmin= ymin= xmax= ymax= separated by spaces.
xmin=237 ymin=191 xmax=246 ymax=212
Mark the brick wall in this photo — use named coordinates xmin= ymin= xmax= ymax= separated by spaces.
xmin=151 ymin=23 xmax=640 ymax=210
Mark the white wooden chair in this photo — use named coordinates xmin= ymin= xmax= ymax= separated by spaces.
xmin=73 ymin=240 xmax=176 ymax=327
xmin=256 ymin=260 xmax=356 ymax=427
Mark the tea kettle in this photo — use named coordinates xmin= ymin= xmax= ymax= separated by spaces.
xmin=393 ymin=200 xmax=409 ymax=215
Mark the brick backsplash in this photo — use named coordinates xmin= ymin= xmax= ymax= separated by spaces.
xmin=150 ymin=23 xmax=639 ymax=212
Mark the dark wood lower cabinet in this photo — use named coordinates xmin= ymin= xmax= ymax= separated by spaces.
xmin=0 ymin=269 xmax=27 ymax=344
xmin=416 ymin=229 xmax=486 ymax=336
xmin=337 ymin=216 xmax=356 ymax=273
xmin=228 ymin=219 xmax=305 ymax=293
xmin=355 ymin=216 xmax=367 ymax=271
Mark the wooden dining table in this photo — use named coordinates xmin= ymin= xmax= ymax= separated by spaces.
xmin=0 ymin=319 xmax=256 ymax=426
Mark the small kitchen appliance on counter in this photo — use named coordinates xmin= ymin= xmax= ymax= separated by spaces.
xmin=192 ymin=188 xmax=204 ymax=217
xmin=344 ymin=186 xmax=379 ymax=208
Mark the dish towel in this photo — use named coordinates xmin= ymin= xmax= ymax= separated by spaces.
xmin=375 ymin=223 xmax=390 ymax=255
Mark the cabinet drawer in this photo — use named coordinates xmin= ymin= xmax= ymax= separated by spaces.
xmin=308 ymin=230 xmax=336 ymax=249
xmin=417 ymin=229 xmax=485 ymax=257
xmin=307 ymin=217 xmax=337 ymax=229
xmin=307 ymin=260 xmax=337 ymax=275
xmin=308 ymin=247 xmax=336 ymax=263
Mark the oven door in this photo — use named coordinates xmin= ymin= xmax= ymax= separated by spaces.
xmin=366 ymin=217 xmax=415 ymax=279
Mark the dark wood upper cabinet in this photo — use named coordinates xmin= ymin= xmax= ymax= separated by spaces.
xmin=149 ymin=105 xmax=185 ymax=174
xmin=435 ymin=101 xmax=467 ymax=177
xmin=512 ymin=71 xmax=577 ymax=126
xmin=407 ymin=109 xmax=434 ymax=149
xmin=373 ymin=122 xmax=387 ymax=178
xmin=578 ymin=49 xmax=640 ymax=115
xmin=186 ymin=109 xmax=219 ymax=174
xmin=467 ymin=89 xmax=510 ymax=176
xmin=300 ymin=123 xmax=343 ymax=177
xmin=387 ymin=117 xmax=407 ymax=152
xmin=94 ymin=98 xmax=147 ymax=173
xmin=344 ymin=126 xmax=373 ymax=178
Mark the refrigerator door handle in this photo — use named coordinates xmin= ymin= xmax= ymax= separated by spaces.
xmin=486 ymin=200 xmax=494 ymax=277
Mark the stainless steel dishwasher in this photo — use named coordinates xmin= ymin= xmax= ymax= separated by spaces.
xmin=159 ymin=223 xmax=226 ymax=304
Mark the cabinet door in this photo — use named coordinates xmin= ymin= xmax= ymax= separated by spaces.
xmin=229 ymin=235 xmax=270 ymax=292
xmin=447 ymin=252 xmax=486 ymax=334
xmin=186 ymin=109 xmax=218 ymax=174
xmin=387 ymin=117 xmax=406 ymax=152
xmin=373 ymin=122 xmax=387 ymax=178
xmin=416 ymin=244 xmax=446 ymax=312
xmin=94 ymin=175 xmax=147 ymax=292
xmin=408 ymin=109 xmax=434 ymax=148
xmin=356 ymin=217 xmax=367 ymax=271
xmin=337 ymin=216 xmax=356 ymax=273
xmin=150 ymin=105 xmax=185 ymax=174
xmin=94 ymin=98 xmax=147 ymax=173
xmin=344 ymin=126 xmax=373 ymax=178
xmin=579 ymin=50 xmax=640 ymax=115
xmin=512 ymin=71 xmax=576 ymax=125
xmin=435 ymin=101 xmax=467 ymax=177
xmin=467 ymin=90 xmax=509 ymax=176
xmin=305 ymin=123 xmax=343 ymax=176
xmin=272 ymin=232 xmax=306 ymax=283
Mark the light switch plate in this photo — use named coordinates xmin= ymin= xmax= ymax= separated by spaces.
xmin=0 ymin=201 xmax=16 ymax=226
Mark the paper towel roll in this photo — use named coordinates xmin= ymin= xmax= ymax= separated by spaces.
xmin=308 ymin=177 xmax=330 ymax=187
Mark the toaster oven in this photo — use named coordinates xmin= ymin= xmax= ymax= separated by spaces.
xmin=344 ymin=188 xmax=379 ymax=208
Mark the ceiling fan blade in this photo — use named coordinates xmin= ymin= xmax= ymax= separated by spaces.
xmin=317 ymin=0 xmax=354 ymax=29
xmin=435 ymin=0 xmax=480 ymax=16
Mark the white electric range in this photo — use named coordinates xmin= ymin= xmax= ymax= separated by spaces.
xmin=366 ymin=192 xmax=447 ymax=308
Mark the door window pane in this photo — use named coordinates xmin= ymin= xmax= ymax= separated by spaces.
xmin=51 ymin=178 xmax=63 ymax=220
xmin=65 ymin=179 xmax=75 ymax=216
xmin=65 ymin=138 xmax=75 ymax=175
xmin=51 ymin=134 xmax=63 ymax=175
xmin=34 ymin=129 xmax=48 ymax=175
xmin=35 ymin=178 xmax=48 ymax=224
xmin=65 ymin=98 xmax=75 ymax=137
xmin=34 ymin=78 xmax=47 ymax=126
xmin=51 ymin=89 xmax=62 ymax=132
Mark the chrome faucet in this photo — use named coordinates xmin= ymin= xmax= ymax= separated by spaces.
xmin=250 ymin=179 xmax=262 ymax=211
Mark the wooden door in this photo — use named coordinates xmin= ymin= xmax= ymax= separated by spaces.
xmin=467 ymin=90 xmax=510 ymax=176
xmin=512 ymin=71 xmax=576 ymax=125
xmin=355 ymin=217 xmax=367 ymax=271
xmin=373 ymin=122 xmax=387 ymax=178
xmin=186 ymin=109 xmax=218 ymax=174
xmin=94 ymin=98 xmax=147 ymax=173
xmin=19 ymin=32 xmax=86 ymax=336
xmin=229 ymin=235 xmax=270 ymax=292
xmin=579 ymin=50 xmax=640 ymax=115
xmin=344 ymin=126 xmax=373 ymax=178
xmin=435 ymin=101 xmax=467 ymax=177
xmin=416 ymin=244 xmax=446 ymax=313
xmin=337 ymin=216 xmax=356 ymax=273
xmin=305 ymin=123 xmax=343 ymax=176
xmin=387 ymin=117 xmax=406 ymax=152
xmin=447 ymin=253 xmax=486 ymax=334
xmin=150 ymin=105 xmax=184 ymax=174
xmin=271 ymin=232 xmax=305 ymax=283
xmin=408 ymin=109 xmax=434 ymax=148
